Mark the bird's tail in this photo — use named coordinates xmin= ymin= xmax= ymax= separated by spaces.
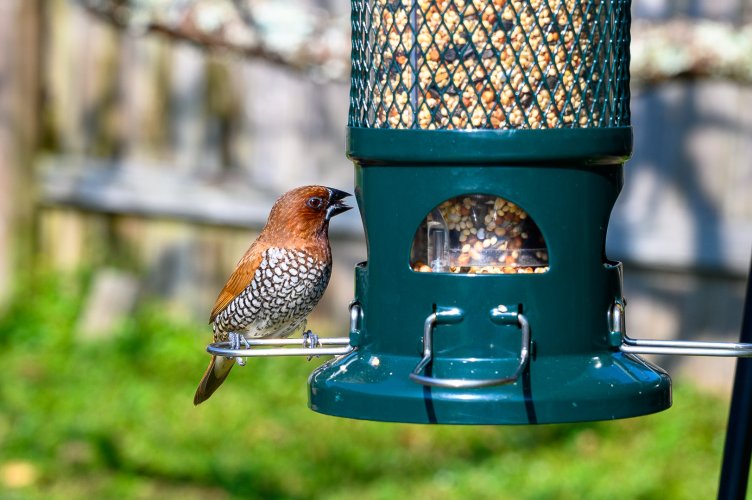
xmin=194 ymin=355 xmax=235 ymax=405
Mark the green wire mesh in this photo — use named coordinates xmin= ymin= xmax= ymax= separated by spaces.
xmin=349 ymin=0 xmax=631 ymax=129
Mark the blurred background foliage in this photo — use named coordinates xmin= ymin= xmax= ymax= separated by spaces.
xmin=0 ymin=0 xmax=750 ymax=498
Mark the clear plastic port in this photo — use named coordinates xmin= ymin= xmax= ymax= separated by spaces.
xmin=410 ymin=194 xmax=549 ymax=274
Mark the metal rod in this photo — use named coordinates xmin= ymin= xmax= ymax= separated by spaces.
xmin=206 ymin=337 xmax=354 ymax=358
xmin=621 ymin=336 xmax=752 ymax=357
xmin=625 ymin=338 xmax=752 ymax=350
xmin=615 ymin=298 xmax=752 ymax=357
xmin=232 ymin=337 xmax=352 ymax=346
xmin=718 ymin=258 xmax=752 ymax=500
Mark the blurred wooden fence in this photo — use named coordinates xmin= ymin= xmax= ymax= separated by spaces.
xmin=12 ymin=0 xmax=362 ymax=328
xmin=0 ymin=1 xmax=41 ymax=304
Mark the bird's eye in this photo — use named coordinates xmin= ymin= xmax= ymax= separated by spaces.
xmin=306 ymin=197 xmax=324 ymax=210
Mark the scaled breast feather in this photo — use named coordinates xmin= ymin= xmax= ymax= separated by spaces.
xmin=209 ymin=246 xmax=265 ymax=323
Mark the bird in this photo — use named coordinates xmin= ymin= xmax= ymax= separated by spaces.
xmin=194 ymin=185 xmax=352 ymax=405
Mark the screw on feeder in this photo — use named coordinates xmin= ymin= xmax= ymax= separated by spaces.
xmin=207 ymin=337 xmax=355 ymax=359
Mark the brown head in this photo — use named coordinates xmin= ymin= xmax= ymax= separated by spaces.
xmin=259 ymin=185 xmax=352 ymax=247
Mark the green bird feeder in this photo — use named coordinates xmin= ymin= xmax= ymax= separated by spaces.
xmin=306 ymin=0 xmax=673 ymax=424
xmin=207 ymin=0 xmax=752 ymax=425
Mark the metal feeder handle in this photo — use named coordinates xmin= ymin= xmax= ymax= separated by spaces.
xmin=410 ymin=306 xmax=531 ymax=388
xmin=611 ymin=302 xmax=752 ymax=358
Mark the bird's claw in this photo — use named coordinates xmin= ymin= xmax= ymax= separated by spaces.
xmin=302 ymin=330 xmax=321 ymax=361
xmin=228 ymin=332 xmax=250 ymax=366
xmin=302 ymin=330 xmax=320 ymax=348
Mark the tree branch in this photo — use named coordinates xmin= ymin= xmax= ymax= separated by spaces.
xmin=77 ymin=0 xmax=350 ymax=82
xmin=631 ymin=19 xmax=752 ymax=85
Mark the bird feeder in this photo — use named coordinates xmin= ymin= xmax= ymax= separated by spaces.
xmin=207 ymin=0 xmax=752 ymax=425
xmin=304 ymin=0 xmax=752 ymax=424
xmin=301 ymin=0 xmax=656 ymax=424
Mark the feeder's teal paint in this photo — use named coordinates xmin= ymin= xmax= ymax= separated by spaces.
xmin=346 ymin=127 xmax=634 ymax=165
xmin=308 ymin=127 xmax=672 ymax=424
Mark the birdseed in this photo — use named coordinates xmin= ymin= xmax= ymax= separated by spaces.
xmin=353 ymin=0 xmax=629 ymax=129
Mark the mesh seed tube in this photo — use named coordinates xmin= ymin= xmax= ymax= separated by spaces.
xmin=350 ymin=0 xmax=630 ymax=130
xmin=309 ymin=0 xmax=672 ymax=425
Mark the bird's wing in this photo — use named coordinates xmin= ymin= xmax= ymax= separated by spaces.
xmin=209 ymin=245 xmax=266 ymax=323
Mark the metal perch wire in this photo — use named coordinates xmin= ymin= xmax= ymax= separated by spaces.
xmin=207 ymin=336 xmax=354 ymax=358
xmin=206 ymin=303 xmax=360 ymax=359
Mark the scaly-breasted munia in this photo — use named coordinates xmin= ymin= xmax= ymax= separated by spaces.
xmin=194 ymin=185 xmax=351 ymax=405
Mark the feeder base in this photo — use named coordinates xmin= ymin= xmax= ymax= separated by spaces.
xmin=308 ymin=350 xmax=671 ymax=424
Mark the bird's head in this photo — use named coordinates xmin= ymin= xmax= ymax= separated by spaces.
xmin=263 ymin=185 xmax=352 ymax=241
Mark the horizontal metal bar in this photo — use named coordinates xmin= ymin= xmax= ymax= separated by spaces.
xmin=238 ymin=337 xmax=352 ymax=346
xmin=621 ymin=336 xmax=752 ymax=357
xmin=207 ymin=337 xmax=354 ymax=358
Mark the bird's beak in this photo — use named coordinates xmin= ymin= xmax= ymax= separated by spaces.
xmin=326 ymin=188 xmax=352 ymax=220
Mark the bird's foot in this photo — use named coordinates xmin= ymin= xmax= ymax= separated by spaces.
xmin=302 ymin=330 xmax=320 ymax=348
xmin=302 ymin=330 xmax=321 ymax=361
xmin=228 ymin=332 xmax=250 ymax=366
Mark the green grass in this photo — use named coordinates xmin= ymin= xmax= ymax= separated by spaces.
xmin=0 ymin=271 xmax=736 ymax=499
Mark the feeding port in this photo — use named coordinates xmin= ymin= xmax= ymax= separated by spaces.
xmin=410 ymin=194 xmax=549 ymax=274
